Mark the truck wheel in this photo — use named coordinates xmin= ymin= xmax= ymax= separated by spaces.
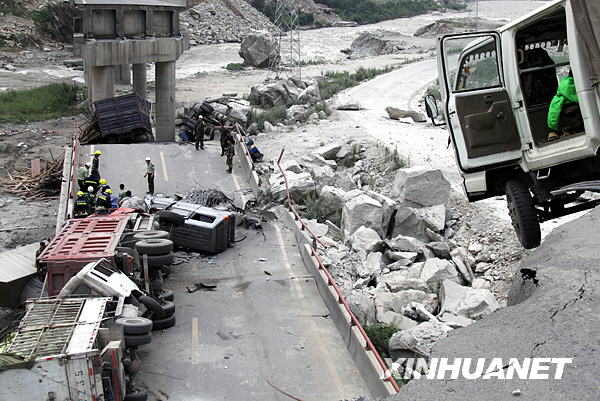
xmin=201 ymin=101 xmax=215 ymax=113
xmin=158 ymin=289 xmax=174 ymax=302
xmin=125 ymin=389 xmax=148 ymax=401
xmin=161 ymin=266 xmax=172 ymax=279
xmin=136 ymin=238 xmax=173 ymax=255
xmin=155 ymin=211 xmax=185 ymax=226
xmin=124 ymin=332 xmax=152 ymax=347
xmin=146 ymin=252 xmax=174 ymax=267
xmin=152 ymin=315 xmax=176 ymax=331
xmin=150 ymin=278 xmax=163 ymax=292
xmin=116 ymin=317 xmax=153 ymax=334
xmin=161 ymin=301 xmax=175 ymax=317
xmin=133 ymin=230 xmax=170 ymax=241
xmin=139 ymin=295 xmax=166 ymax=319
xmin=505 ymin=179 xmax=541 ymax=249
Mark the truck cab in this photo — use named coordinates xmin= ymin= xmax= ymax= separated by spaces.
xmin=427 ymin=0 xmax=600 ymax=248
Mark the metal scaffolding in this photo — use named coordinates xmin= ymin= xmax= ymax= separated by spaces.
xmin=268 ymin=0 xmax=302 ymax=80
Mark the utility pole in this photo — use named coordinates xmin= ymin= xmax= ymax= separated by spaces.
xmin=268 ymin=0 xmax=302 ymax=80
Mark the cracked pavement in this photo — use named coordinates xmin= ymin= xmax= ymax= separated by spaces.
xmin=390 ymin=207 xmax=600 ymax=401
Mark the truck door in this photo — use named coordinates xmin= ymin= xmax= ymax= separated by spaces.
xmin=438 ymin=32 xmax=522 ymax=172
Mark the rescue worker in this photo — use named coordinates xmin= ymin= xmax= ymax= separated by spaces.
xmin=77 ymin=162 xmax=91 ymax=191
xmin=91 ymin=150 xmax=102 ymax=178
xmin=194 ymin=116 xmax=205 ymax=150
xmin=73 ymin=191 xmax=91 ymax=218
xmin=548 ymin=70 xmax=582 ymax=141
xmin=224 ymin=132 xmax=235 ymax=174
xmin=96 ymin=188 xmax=112 ymax=209
xmin=144 ymin=157 xmax=155 ymax=195
xmin=84 ymin=186 xmax=96 ymax=215
xmin=83 ymin=175 xmax=100 ymax=194
xmin=220 ymin=125 xmax=230 ymax=156
xmin=35 ymin=241 xmax=46 ymax=273
xmin=99 ymin=178 xmax=110 ymax=193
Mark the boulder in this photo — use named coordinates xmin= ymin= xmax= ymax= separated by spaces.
xmin=439 ymin=280 xmax=501 ymax=320
xmin=269 ymin=171 xmax=316 ymax=202
xmin=286 ymin=104 xmax=311 ymax=123
xmin=250 ymin=80 xmax=300 ymax=107
xmin=385 ymin=250 xmax=418 ymax=263
xmin=427 ymin=241 xmax=452 ymax=259
xmin=353 ymin=277 xmax=370 ymax=290
xmin=389 ymin=321 xmax=451 ymax=360
xmin=330 ymin=93 xmax=362 ymax=110
xmin=317 ymin=186 xmax=346 ymax=225
xmin=374 ymin=292 xmax=396 ymax=319
xmin=341 ymin=194 xmax=383 ymax=240
xmin=385 ymin=107 xmax=427 ymax=123
xmin=347 ymin=291 xmax=376 ymax=326
xmin=280 ymin=158 xmax=303 ymax=174
xmin=366 ymin=251 xmax=384 ymax=277
xmin=392 ymin=207 xmax=427 ymax=241
xmin=393 ymin=167 xmax=451 ymax=207
xmin=387 ymin=235 xmax=433 ymax=258
xmin=350 ymin=226 xmax=382 ymax=253
xmin=450 ymin=247 xmax=475 ymax=284
xmin=402 ymin=301 xmax=439 ymax=322
xmin=239 ymin=31 xmax=277 ymax=68
xmin=304 ymin=219 xmax=328 ymax=238
xmin=379 ymin=311 xmax=418 ymax=330
xmin=413 ymin=205 xmax=446 ymax=232
xmin=297 ymin=82 xmax=321 ymax=104
xmin=314 ymin=143 xmax=343 ymax=160
xmin=390 ymin=289 xmax=439 ymax=315
xmin=367 ymin=190 xmax=398 ymax=236
xmin=380 ymin=271 xmax=429 ymax=293
xmin=311 ymin=165 xmax=335 ymax=188
xmin=263 ymin=121 xmax=275 ymax=133
xmin=438 ymin=312 xmax=474 ymax=329
xmin=420 ymin=258 xmax=459 ymax=292
xmin=333 ymin=171 xmax=358 ymax=191
xmin=227 ymin=100 xmax=251 ymax=124
xmin=301 ymin=153 xmax=336 ymax=169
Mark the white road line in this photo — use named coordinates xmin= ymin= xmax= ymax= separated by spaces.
xmin=159 ymin=151 xmax=169 ymax=182
xmin=192 ymin=316 xmax=200 ymax=365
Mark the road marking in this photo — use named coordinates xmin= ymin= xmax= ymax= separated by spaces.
xmin=192 ymin=316 xmax=200 ymax=365
xmin=159 ymin=151 xmax=169 ymax=182
xmin=274 ymin=225 xmax=304 ymax=299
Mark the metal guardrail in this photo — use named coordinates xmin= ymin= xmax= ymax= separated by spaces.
xmin=276 ymin=149 xmax=400 ymax=393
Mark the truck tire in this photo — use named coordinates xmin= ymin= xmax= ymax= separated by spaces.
xmin=158 ymin=289 xmax=174 ymax=302
xmin=124 ymin=332 xmax=152 ymax=347
xmin=161 ymin=266 xmax=171 ymax=279
xmin=505 ymin=179 xmax=541 ymax=249
xmin=155 ymin=211 xmax=185 ymax=226
xmin=146 ymin=252 xmax=174 ymax=267
xmin=116 ymin=317 xmax=153 ymax=334
xmin=133 ymin=230 xmax=170 ymax=241
xmin=139 ymin=295 xmax=165 ymax=319
xmin=161 ymin=301 xmax=175 ymax=317
xmin=125 ymin=389 xmax=148 ymax=401
xmin=135 ymin=239 xmax=173 ymax=255
xmin=152 ymin=315 xmax=176 ymax=331
xmin=201 ymin=101 xmax=214 ymax=113
xmin=150 ymin=278 xmax=163 ymax=292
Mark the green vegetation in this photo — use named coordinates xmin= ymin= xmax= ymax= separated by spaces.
xmin=225 ymin=62 xmax=246 ymax=71
xmin=252 ymin=0 xmax=316 ymax=27
xmin=247 ymin=106 xmax=287 ymax=131
xmin=319 ymin=66 xmax=397 ymax=99
xmin=364 ymin=323 xmax=398 ymax=359
xmin=0 ymin=83 xmax=83 ymax=124
xmin=302 ymin=193 xmax=322 ymax=220
xmin=314 ymin=0 xmax=438 ymax=25
xmin=0 ymin=1 xmax=26 ymax=17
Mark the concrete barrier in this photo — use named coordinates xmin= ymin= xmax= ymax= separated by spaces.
xmin=56 ymin=146 xmax=73 ymax=234
xmin=234 ymin=133 xmax=260 ymax=197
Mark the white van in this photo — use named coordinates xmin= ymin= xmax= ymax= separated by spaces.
xmin=426 ymin=0 xmax=600 ymax=248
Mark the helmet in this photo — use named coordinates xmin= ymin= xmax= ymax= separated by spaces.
xmin=77 ymin=191 xmax=84 ymax=196
xmin=85 ymin=162 xmax=91 ymax=168
xmin=105 ymin=189 xmax=112 ymax=194
xmin=94 ymin=150 xmax=102 ymax=155
xmin=145 ymin=157 xmax=151 ymax=161
xmin=87 ymin=186 xmax=94 ymax=192
xmin=99 ymin=178 xmax=107 ymax=185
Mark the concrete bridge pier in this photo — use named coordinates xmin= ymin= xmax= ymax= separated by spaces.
xmin=132 ymin=63 xmax=147 ymax=100
xmin=155 ymin=61 xmax=176 ymax=142
xmin=91 ymin=66 xmax=115 ymax=103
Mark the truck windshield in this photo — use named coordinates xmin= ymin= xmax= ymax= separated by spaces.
xmin=444 ymin=34 xmax=502 ymax=93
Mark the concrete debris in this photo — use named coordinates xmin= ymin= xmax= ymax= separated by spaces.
xmin=350 ymin=226 xmax=382 ymax=253
xmin=392 ymin=167 xmax=451 ymax=207
xmin=389 ymin=321 xmax=451 ymax=360
xmin=439 ymin=279 xmax=501 ymax=320
xmin=341 ymin=193 xmax=383 ymax=241
xmin=385 ymin=107 xmax=427 ymax=123
xmin=238 ymin=31 xmax=278 ymax=68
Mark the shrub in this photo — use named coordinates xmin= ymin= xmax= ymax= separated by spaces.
xmin=0 ymin=83 xmax=83 ymax=124
xmin=364 ymin=323 xmax=399 ymax=359
xmin=302 ymin=193 xmax=322 ymax=220
xmin=319 ymin=66 xmax=396 ymax=100
xmin=225 ymin=62 xmax=245 ymax=71
xmin=314 ymin=0 xmax=438 ymax=25
xmin=247 ymin=106 xmax=287 ymax=130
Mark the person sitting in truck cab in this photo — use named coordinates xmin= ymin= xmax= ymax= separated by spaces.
xmin=96 ymin=188 xmax=112 ymax=209
xmin=547 ymin=71 xmax=583 ymax=141
xmin=73 ymin=191 xmax=91 ymax=218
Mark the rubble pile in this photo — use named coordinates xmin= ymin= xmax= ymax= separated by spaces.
xmin=342 ymin=30 xmax=434 ymax=59
xmin=181 ymin=0 xmax=276 ymax=46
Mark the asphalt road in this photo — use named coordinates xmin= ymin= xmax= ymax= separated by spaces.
xmin=79 ymin=140 xmax=369 ymax=401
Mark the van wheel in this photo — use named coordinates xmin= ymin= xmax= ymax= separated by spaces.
xmin=505 ymin=179 xmax=541 ymax=249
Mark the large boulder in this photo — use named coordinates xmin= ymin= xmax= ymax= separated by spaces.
xmin=420 ymin=258 xmax=459 ymax=292
xmin=390 ymin=289 xmax=439 ymax=315
xmin=413 ymin=205 xmax=446 ymax=232
xmin=269 ymin=171 xmax=316 ymax=202
xmin=341 ymin=193 xmax=383 ymax=241
xmin=389 ymin=321 xmax=451 ymax=360
xmin=286 ymin=104 xmax=311 ymax=123
xmin=330 ymin=93 xmax=362 ymax=110
xmin=347 ymin=290 xmax=376 ymax=326
xmin=250 ymin=80 xmax=300 ymax=108
xmin=350 ymin=226 xmax=382 ymax=253
xmin=392 ymin=167 xmax=451 ymax=207
xmin=392 ymin=207 xmax=428 ymax=241
xmin=317 ymin=186 xmax=346 ymax=225
xmin=226 ymin=100 xmax=251 ymax=124
xmin=314 ymin=143 xmax=343 ymax=160
xmin=387 ymin=234 xmax=433 ymax=258
xmin=439 ymin=280 xmax=501 ymax=320
xmin=297 ymin=82 xmax=321 ymax=104
xmin=385 ymin=107 xmax=427 ymax=123
xmin=367 ymin=190 xmax=398 ymax=236
xmin=239 ymin=31 xmax=277 ymax=68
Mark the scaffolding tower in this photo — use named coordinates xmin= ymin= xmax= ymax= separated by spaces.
xmin=268 ymin=0 xmax=302 ymax=80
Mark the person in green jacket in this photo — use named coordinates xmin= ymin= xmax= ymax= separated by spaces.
xmin=547 ymin=71 xmax=579 ymax=141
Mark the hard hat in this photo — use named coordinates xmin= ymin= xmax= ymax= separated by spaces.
xmin=85 ymin=162 xmax=91 ymax=168
xmin=99 ymin=178 xmax=107 ymax=185
xmin=94 ymin=150 xmax=102 ymax=155
xmin=145 ymin=157 xmax=151 ymax=161
xmin=87 ymin=186 xmax=94 ymax=192
xmin=105 ymin=188 xmax=112 ymax=194
xmin=77 ymin=191 xmax=84 ymax=196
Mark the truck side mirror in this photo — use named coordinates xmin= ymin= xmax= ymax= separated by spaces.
xmin=424 ymin=94 xmax=446 ymax=127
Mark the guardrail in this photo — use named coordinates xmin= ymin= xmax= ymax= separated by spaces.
xmin=276 ymin=149 xmax=400 ymax=394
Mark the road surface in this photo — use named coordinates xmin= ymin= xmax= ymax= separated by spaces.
xmin=79 ymin=139 xmax=369 ymax=401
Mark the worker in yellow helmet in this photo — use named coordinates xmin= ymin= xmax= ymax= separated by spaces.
xmin=91 ymin=149 xmax=102 ymax=178
xmin=73 ymin=191 xmax=91 ymax=218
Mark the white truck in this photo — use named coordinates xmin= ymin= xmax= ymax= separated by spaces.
xmin=426 ymin=0 xmax=600 ymax=248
